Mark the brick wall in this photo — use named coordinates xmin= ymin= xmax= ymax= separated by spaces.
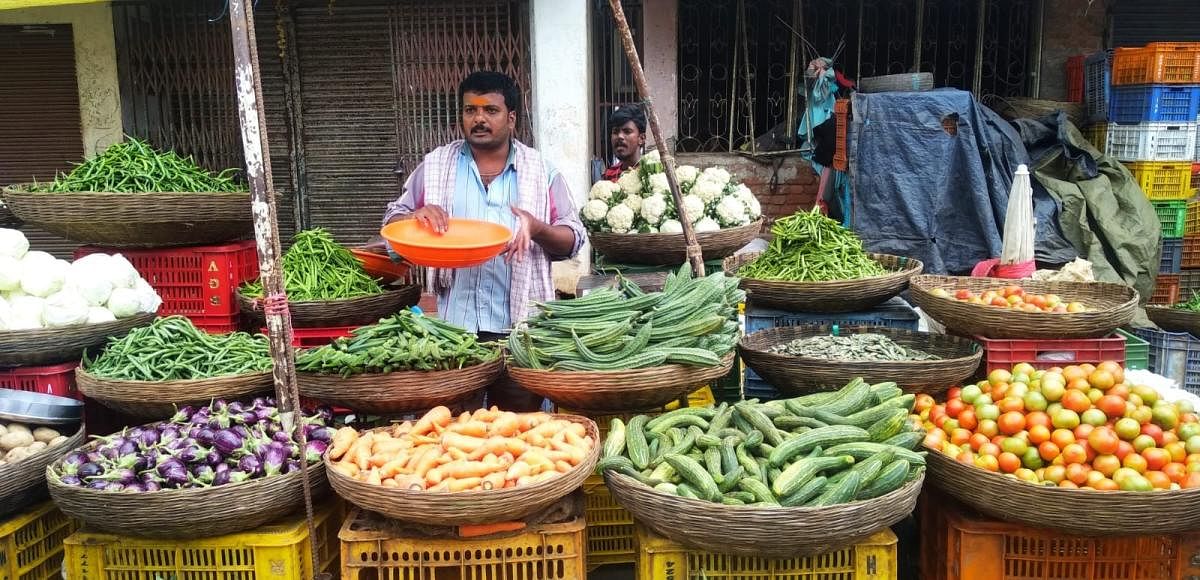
xmin=1039 ymin=0 xmax=1107 ymax=101
xmin=676 ymin=152 xmax=819 ymax=222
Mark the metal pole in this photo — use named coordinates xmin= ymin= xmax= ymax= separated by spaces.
xmin=227 ymin=1 xmax=325 ymax=577
xmin=739 ymin=0 xmax=757 ymax=154
xmin=784 ymin=0 xmax=801 ymax=149
xmin=608 ymin=0 xmax=705 ymax=277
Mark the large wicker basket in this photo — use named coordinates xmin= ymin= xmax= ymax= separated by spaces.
xmin=0 ymin=203 xmax=21 ymax=229
xmin=238 ymin=285 xmax=420 ymax=328
xmin=739 ymin=326 xmax=981 ymax=397
xmin=604 ymin=469 xmax=923 ymax=557
xmin=325 ymin=415 xmax=599 ymax=526
xmin=0 ymin=425 xmax=85 ymax=519
xmin=0 ymin=312 xmax=155 ymax=367
xmin=909 ymin=275 xmax=1138 ymax=339
xmin=589 ymin=220 xmax=762 ymax=266
xmin=75 ymin=368 xmax=274 ymax=419
xmin=925 ymin=449 xmax=1200 ymax=535
xmin=506 ymin=353 xmax=735 ymax=413
xmin=1146 ymin=306 xmax=1200 ymax=336
xmin=47 ymin=448 xmax=329 ymax=538
xmin=297 ymin=356 xmax=503 ymax=414
xmin=725 ymin=253 xmax=923 ymax=313
xmin=0 ymin=186 xmax=253 ymax=247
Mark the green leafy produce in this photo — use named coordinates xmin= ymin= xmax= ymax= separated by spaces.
xmin=30 ymin=138 xmax=245 ymax=193
xmin=768 ymin=334 xmax=940 ymax=361
xmin=507 ymin=265 xmax=743 ymax=371
xmin=738 ymin=207 xmax=886 ymax=281
xmin=83 ymin=316 xmax=271 ymax=381
xmin=598 ymin=378 xmax=926 ymax=507
xmin=241 ymin=228 xmax=383 ymax=300
xmin=1174 ymin=291 xmax=1200 ymax=312
xmin=296 ymin=311 xmax=500 ymax=376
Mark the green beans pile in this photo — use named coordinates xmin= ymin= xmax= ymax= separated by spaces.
xmin=1174 ymin=291 xmax=1200 ymax=312
xmin=296 ymin=311 xmax=499 ymax=376
xmin=738 ymin=207 xmax=886 ymax=282
xmin=241 ymin=229 xmax=383 ymax=300
xmin=83 ymin=316 xmax=272 ymax=381
xmin=30 ymin=138 xmax=246 ymax=193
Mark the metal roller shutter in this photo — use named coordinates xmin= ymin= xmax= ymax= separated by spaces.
xmin=1112 ymin=0 xmax=1200 ymax=45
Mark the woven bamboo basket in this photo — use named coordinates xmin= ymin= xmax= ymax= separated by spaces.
xmin=297 ymin=356 xmax=503 ymax=414
xmin=75 ymin=368 xmax=274 ymax=419
xmin=858 ymin=72 xmax=934 ymax=93
xmin=588 ymin=220 xmax=763 ymax=266
xmin=738 ymin=326 xmax=981 ymax=397
xmin=925 ymin=449 xmax=1200 ymax=535
xmin=909 ymin=275 xmax=1138 ymax=339
xmin=47 ymin=446 xmax=329 ymax=538
xmin=506 ymin=353 xmax=735 ymax=413
xmin=725 ymin=253 xmax=923 ymax=313
xmin=325 ymin=414 xmax=599 ymax=526
xmin=0 ymin=312 xmax=155 ymax=367
xmin=0 ymin=186 xmax=253 ymax=247
xmin=987 ymin=96 xmax=1087 ymax=127
xmin=604 ymin=469 xmax=923 ymax=557
xmin=0 ymin=425 xmax=84 ymax=519
xmin=0 ymin=202 xmax=21 ymax=229
xmin=1146 ymin=306 xmax=1200 ymax=336
xmin=238 ymin=284 xmax=420 ymax=328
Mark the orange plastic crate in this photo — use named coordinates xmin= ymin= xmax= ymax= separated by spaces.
xmin=833 ymin=99 xmax=849 ymax=171
xmin=1112 ymin=43 xmax=1200 ymax=85
xmin=1152 ymin=274 xmax=1181 ymax=306
xmin=919 ymin=489 xmax=1200 ymax=580
xmin=1184 ymin=235 xmax=1200 ymax=268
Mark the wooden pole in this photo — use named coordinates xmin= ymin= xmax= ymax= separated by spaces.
xmin=607 ymin=0 xmax=705 ymax=277
xmin=227 ymin=1 xmax=326 ymax=577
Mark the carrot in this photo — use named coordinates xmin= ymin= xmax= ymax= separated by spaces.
xmin=350 ymin=432 xmax=375 ymax=471
xmin=413 ymin=447 xmax=441 ymax=479
xmin=372 ymin=438 xmax=411 ymax=456
xmin=555 ymin=460 xmax=573 ymax=473
xmin=472 ymin=408 xmax=501 ymax=423
xmin=379 ymin=456 xmax=410 ymax=479
xmin=563 ymin=430 xmax=583 ymax=446
xmin=442 ymin=432 xmax=487 ymax=453
xmin=366 ymin=469 xmax=383 ymax=486
xmin=566 ymin=422 xmax=587 ymax=439
xmin=391 ymin=421 xmax=414 ymax=438
xmin=329 ymin=427 xmax=359 ymax=461
xmin=382 ymin=478 xmax=400 ymax=488
xmin=481 ymin=470 xmax=507 ymax=491
xmin=441 ymin=460 xmax=506 ymax=480
xmin=505 ymin=460 xmax=532 ymax=481
xmin=413 ymin=406 xmax=453 ymax=436
xmin=448 ymin=421 xmax=489 ymax=438
xmin=446 ymin=477 xmax=483 ymax=492
xmin=550 ymin=439 xmax=586 ymax=464
xmin=523 ymin=421 xmax=563 ymax=440
xmin=426 ymin=466 xmax=445 ymax=485
xmin=524 ymin=432 xmax=547 ymax=447
xmin=490 ymin=413 xmax=521 ymax=437
xmin=331 ymin=461 xmax=359 ymax=478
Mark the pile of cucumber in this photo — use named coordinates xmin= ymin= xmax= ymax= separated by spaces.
xmin=598 ymin=379 xmax=926 ymax=507
xmin=507 ymin=265 xmax=743 ymax=371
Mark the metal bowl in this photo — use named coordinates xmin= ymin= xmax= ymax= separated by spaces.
xmin=0 ymin=389 xmax=84 ymax=425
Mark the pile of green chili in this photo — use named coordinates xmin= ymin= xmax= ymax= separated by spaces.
xmin=30 ymin=138 xmax=246 ymax=193
xmin=768 ymin=333 xmax=940 ymax=361
xmin=296 ymin=311 xmax=500 ymax=376
xmin=83 ymin=316 xmax=272 ymax=381
xmin=738 ymin=207 xmax=886 ymax=282
xmin=1175 ymin=291 xmax=1200 ymax=312
xmin=241 ymin=228 xmax=383 ymax=301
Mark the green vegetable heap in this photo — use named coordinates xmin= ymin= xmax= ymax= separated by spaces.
xmin=598 ymin=379 xmax=926 ymax=507
xmin=84 ymin=316 xmax=271 ymax=381
xmin=768 ymin=334 xmax=940 ymax=362
xmin=507 ymin=265 xmax=743 ymax=371
xmin=296 ymin=311 xmax=500 ymax=376
xmin=1174 ymin=291 xmax=1200 ymax=313
xmin=738 ymin=207 xmax=886 ymax=282
xmin=30 ymin=138 xmax=246 ymax=193
xmin=241 ymin=228 xmax=383 ymax=301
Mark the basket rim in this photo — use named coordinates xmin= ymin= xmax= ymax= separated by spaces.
xmin=1 ymin=184 xmax=251 ymax=198
xmin=296 ymin=352 xmax=503 ymax=378
xmin=588 ymin=218 xmax=764 ymax=242
xmin=506 ymin=352 xmax=736 ymax=377
xmin=738 ymin=325 xmax=982 ymax=365
xmin=0 ymin=311 xmax=156 ymax=344
xmin=726 ymin=252 xmax=923 ymax=285
xmin=236 ymin=286 xmax=409 ymax=308
xmin=75 ymin=366 xmax=273 ymax=387
xmin=911 ymin=274 xmax=1140 ymax=310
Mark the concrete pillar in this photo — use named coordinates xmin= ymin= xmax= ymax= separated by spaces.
xmin=0 ymin=3 xmax=122 ymax=156
xmin=642 ymin=0 xmax=678 ymax=148
xmin=531 ymin=0 xmax=591 ymax=292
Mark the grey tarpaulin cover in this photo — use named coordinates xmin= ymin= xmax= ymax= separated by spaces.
xmin=1013 ymin=111 xmax=1160 ymax=309
xmin=848 ymin=89 xmax=1076 ymax=274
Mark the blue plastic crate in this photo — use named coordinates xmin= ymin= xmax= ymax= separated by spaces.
xmin=744 ymin=377 xmax=781 ymax=401
xmin=1085 ymin=50 xmax=1112 ymax=122
xmin=1110 ymin=85 xmax=1200 ymax=123
xmin=1132 ymin=327 xmax=1200 ymax=395
xmin=1162 ymin=238 xmax=1184 ymax=273
xmin=744 ymin=296 xmax=920 ymax=335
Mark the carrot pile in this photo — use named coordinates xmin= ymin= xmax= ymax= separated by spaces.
xmin=327 ymin=406 xmax=595 ymax=492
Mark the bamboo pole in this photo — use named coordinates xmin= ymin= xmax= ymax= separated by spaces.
xmin=227 ymin=1 xmax=325 ymax=577
xmin=607 ymin=0 xmax=705 ymax=277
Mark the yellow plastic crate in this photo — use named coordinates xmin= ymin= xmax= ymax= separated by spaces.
xmin=1083 ymin=123 xmax=1108 ymax=152
xmin=63 ymin=500 xmax=342 ymax=580
xmin=663 ymin=385 xmax=716 ymax=410
xmin=584 ymin=474 xmax=636 ymax=568
xmin=339 ymin=506 xmax=586 ymax=579
xmin=1127 ymin=161 xmax=1195 ymax=200
xmin=0 ymin=502 xmax=77 ymax=580
xmin=635 ymin=523 xmax=898 ymax=580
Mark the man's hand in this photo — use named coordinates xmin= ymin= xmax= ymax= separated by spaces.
xmin=505 ymin=206 xmax=543 ymax=263
xmin=412 ymin=204 xmax=450 ymax=234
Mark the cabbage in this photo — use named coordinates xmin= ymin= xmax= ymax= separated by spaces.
xmin=133 ymin=278 xmax=162 ymax=314
xmin=0 ymin=229 xmax=29 ymax=260
xmin=86 ymin=306 xmax=116 ymax=324
xmin=8 ymin=296 xmax=45 ymax=329
xmin=108 ymin=254 xmax=140 ymax=289
xmin=42 ymin=290 xmax=90 ymax=328
xmin=66 ymin=257 xmax=115 ymax=306
xmin=107 ymin=288 xmax=141 ymax=318
xmin=20 ymin=257 xmax=67 ymax=298
xmin=0 ymin=256 xmax=20 ymax=291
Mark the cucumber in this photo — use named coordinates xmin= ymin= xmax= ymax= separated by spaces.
xmin=831 ymin=449 xmax=893 ymax=485
xmin=743 ymin=430 xmax=765 ymax=451
xmin=816 ymin=378 xmax=873 ymax=416
xmin=780 ymin=475 xmax=828 ymax=506
xmin=603 ymin=418 xmax=626 ymax=459
xmin=811 ymin=471 xmax=862 ymax=506
xmin=645 ymin=407 xmax=718 ymax=431
xmin=654 ymin=482 xmax=679 ymax=495
xmin=721 ymin=496 xmax=746 ymax=506
xmin=773 ymin=415 xmax=829 ymax=430
xmin=596 ymin=455 xmax=636 ymax=473
xmin=785 ymin=401 xmax=855 ymax=426
xmin=707 ymin=404 xmax=734 ymax=435
xmin=626 ymin=415 xmax=651 ymax=470
xmin=648 ymin=414 xmax=710 ymax=434
xmin=718 ymin=466 xmax=744 ymax=492
xmin=696 ymin=433 xmax=723 ymax=449
xmin=704 ymin=447 xmax=725 ymax=484
xmin=843 ymin=399 xmax=912 ymax=429
xmin=664 ymin=454 xmax=721 ymax=501
xmin=724 ymin=490 xmax=756 ymax=503
xmin=736 ymin=404 xmax=785 ymax=446
xmin=870 ymin=382 xmax=904 ymax=404
xmin=648 ymin=461 xmax=676 ymax=483
xmin=676 ymin=483 xmax=702 ymax=499
xmin=882 ymin=431 xmax=925 ymax=451
xmin=784 ymin=390 xmax=840 ymax=407
xmin=868 ymin=408 xmax=910 ymax=442
xmin=735 ymin=443 xmax=760 ymax=478
xmin=823 ymin=442 xmax=927 ymax=466
xmin=772 ymin=455 xmax=855 ymax=497
xmin=856 ymin=459 xmax=911 ymax=500
xmin=768 ymin=425 xmax=871 ymax=467
xmin=883 ymin=394 xmax=916 ymax=412
xmin=737 ymin=477 xmax=780 ymax=505
xmin=719 ymin=437 xmax=740 ymax=474
xmin=650 ymin=429 xmax=699 ymax=467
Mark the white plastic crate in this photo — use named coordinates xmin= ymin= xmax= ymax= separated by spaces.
xmin=1105 ymin=121 xmax=1198 ymax=161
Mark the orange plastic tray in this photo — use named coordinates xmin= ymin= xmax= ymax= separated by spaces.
xmin=381 ymin=218 xmax=511 ymax=268
xmin=350 ymin=249 xmax=411 ymax=283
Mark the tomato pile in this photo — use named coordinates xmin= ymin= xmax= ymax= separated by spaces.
xmin=917 ymin=362 xmax=1200 ymax=491
xmin=928 ymin=285 xmax=1086 ymax=313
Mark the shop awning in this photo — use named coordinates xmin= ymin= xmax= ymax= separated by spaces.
xmin=0 ymin=0 xmax=109 ymax=10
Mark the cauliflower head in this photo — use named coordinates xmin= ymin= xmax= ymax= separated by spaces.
xmin=733 ymin=182 xmax=754 ymax=202
xmin=701 ymin=167 xmax=732 ymax=185
xmin=680 ymin=194 xmax=706 ymax=224
xmin=675 ymin=165 xmax=700 ymax=189
xmin=617 ymin=170 xmax=643 ymax=197
xmin=715 ymin=195 xmax=750 ymax=227
xmin=695 ymin=216 xmax=721 ymax=233
xmin=582 ymin=199 xmax=611 ymax=229
xmin=692 ymin=175 xmax=726 ymax=204
xmin=649 ymin=173 xmax=670 ymax=196
xmin=639 ymin=149 xmax=664 ymax=176
xmin=640 ymin=194 xmax=669 ymax=226
xmin=745 ymin=196 xmax=762 ymax=220
xmin=589 ymin=180 xmax=621 ymax=202
xmin=605 ymin=204 xmax=636 ymax=234
xmin=622 ymin=194 xmax=643 ymax=214
xmin=659 ymin=219 xmax=684 ymax=234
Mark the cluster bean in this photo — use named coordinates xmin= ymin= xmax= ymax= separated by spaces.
xmin=241 ymin=228 xmax=383 ymax=300
xmin=738 ymin=207 xmax=885 ymax=282
xmin=30 ymin=138 xmax=245 ymax=193
xmin=296 ymin=311 xmax=499 ymax=376
xmin=84 ymin=316 xmax=271 ymax=381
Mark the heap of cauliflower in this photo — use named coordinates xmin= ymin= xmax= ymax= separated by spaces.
xmin=582 ymin=153 xmax=762 ymax=234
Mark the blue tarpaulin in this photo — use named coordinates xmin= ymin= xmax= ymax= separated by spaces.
xmin=848 ymin=89 xmax=1076 ymax=274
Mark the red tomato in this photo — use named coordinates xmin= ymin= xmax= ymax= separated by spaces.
xmin=1142 ymin=423 xmax=1166 ymax=447
xmin=1087 ymin=426 xmax=1121 ymax=456
xmin=947 ymin=387 xmax=962 ymax=400
xmin=957 ymin=408 xmax=978 ymax=431
xmin=1143 ymin=448 xmax=1172 ymax=472
xmin=1061 ymin=443 xmax=1088 ymax=465
xmin=945 ymin=399 xmax=965 ymax=419
xmin=1097 ymin=395 xmax=1127 ymax=418
xmin=998 ymin=412 xmax=1026 ymax=436
xmin=998 ymin=452 xmax=1021 ymax=473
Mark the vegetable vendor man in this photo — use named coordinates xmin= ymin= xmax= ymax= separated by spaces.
xmin=600 ymin=105 xmax=647 ymax=182
xmin=382 ymin=71 xmax=587 ymax=411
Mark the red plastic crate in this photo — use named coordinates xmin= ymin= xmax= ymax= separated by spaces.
xmin=976 ymin=334 xmax=1126 ymax=374
xmin=0 ymin=362 xmax=79 ymax=398
xmin=74 ymin=241 xmax=259 ymax=318
xmin=1153 ymin=274 xmax=1182 ymax=306
xmin=191 ymin=313 xmax=242 ymax=334
xmin=263 ymin=326 xmax=357 ymax=348
xmin=1066 ymin=54 xmax=1085 ymax=102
